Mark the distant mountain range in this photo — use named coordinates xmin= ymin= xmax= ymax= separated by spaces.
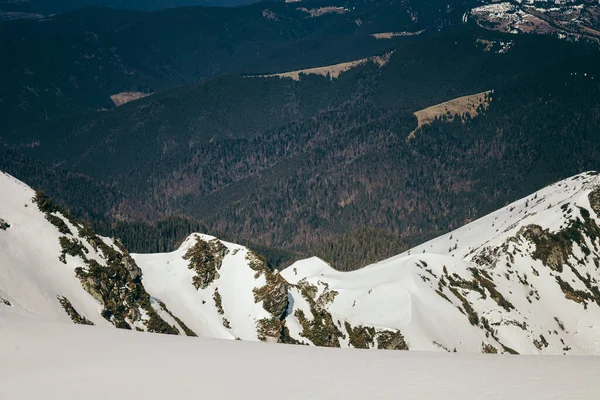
xmin=0 ymin=0 xmax=260 ymax=17
xmin=2 ymin=0 xmax=600 ymax=272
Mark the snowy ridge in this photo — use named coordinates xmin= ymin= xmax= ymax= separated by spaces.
xmin=282 ymin=255 xmax=484 ymax=352
xmin=134 ymin=233 xmax=407 ymax=347
xmin=283 ymin=172 xmax=600 ymax=354
xmin=4 ymin=170 xmax=600 ymax=355
xmin=0 ymin=171 xmax=189 ymax=334
xmin=0 ymin=170 xmax=404 ymax=347
xmin=0 ymin=172 xmax=110 ymax=326
xmin=134 ymin=234 xmax=274 ymax=340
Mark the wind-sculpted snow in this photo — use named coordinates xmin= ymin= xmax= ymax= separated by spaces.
xmin=0 ymin=172 xmax=187 ymax=334
xmin=4 ymin=170 xmax=600 ymax=355
xmin=135 ymin=171 xmax=600 ymax=354
xmin=2 ymin=312 xmax=600 ymax=400
xmin=316 ymin=171 xmax=600 ymax=354
xmin=134 ymin=234 xmax=277 ymax=341
xmin=134 ymin=234 xmax=406 ymax=346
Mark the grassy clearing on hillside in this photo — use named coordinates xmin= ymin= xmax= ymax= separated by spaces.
xmin=371 ymin=30 xmax=424 ymax=39
xmin=408 ymin=90 xmax=492 ymax=139
xmin=110 ymin=92 xmax=152 ymax=106
xmin=251 ymin=53 xmax=392 ymax=81
xmin=297 ymin=7 xmax=346 ymax=17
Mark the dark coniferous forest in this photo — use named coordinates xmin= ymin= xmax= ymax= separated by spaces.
xmin=2 ymin=0 xmax=600 ymax=269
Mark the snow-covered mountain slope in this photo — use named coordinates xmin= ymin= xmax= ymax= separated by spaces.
xmin=134 ymin=234 xmax=282 ymax=341
xmin=0 ymin=172 xmax=190 ymax=334
xmin=0 ymin=171 xmax=401 ymax=347
xmin=468 ymin=1 xmax=600 ymax=42
xmin=134 ymin=233 xmax=406 ymax=347
xmin=282 ymin=171 xmax=600 ymax=354
xmin=5 ymin=170 xmax=600 ymax=356
xmin=2 ymin=311 xmax=600 ymax=400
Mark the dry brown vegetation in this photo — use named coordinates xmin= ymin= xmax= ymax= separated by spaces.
xmin=110 ymin=92 xmax=151 ymax=106
xmin=408 ymin=90 xmax=492 ymax=139
xmin=581 ymin=25 xmax=600 ymax=38
xmin=515 ymin=13 xmax=553 ymax=34
xmin=371 ymin=30 xmax=424 ymax=39
xmin=297 ymin=7 xmax=346 ymax=17
xmin=476 ymin=38 xmax=494 ymax=52
xmin=252 ymin=53 xmax=392 ymax=81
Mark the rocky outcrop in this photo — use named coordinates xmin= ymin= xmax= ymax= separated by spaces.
xmin=184 ymin=237 xmax=229 ymax=289
xmin=256 ymin=317 xmax=284 ymax=342
xmin=344 ymin=323 xmax=408 ymax=350
xmin=57 ymin=296 xmax=94 ymax=325
xmin=588 ymin=187 xmax=600 ymax=217
xmin=292 ymin=280 xmax=345 ymax=347
xmin=34 ymin=189 xmax=182 ymax=334
xmin=375 ymin=330 xmax=408 ymax=350
xmin=249 ymin=250 xmax=290 ymax=341
xmin=519 ymin=224 xmax=569 ymax=272
xmin=253 ymin=271 xmax=289 ymax=319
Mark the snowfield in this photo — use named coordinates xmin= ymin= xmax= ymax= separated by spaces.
xmin=4 ymin=170 xmax=600 ymax=353
xmin=280 ymin=172 xmax=600 ymax=354
xmin=1 ymin=308 xmax=599 ymax=400
xmin=0 ymin=171 xmax=194 ymax=334
xmin=0 ymin=172 xmax=112 ymax=327
xmin=3 ymin=169 xmax=600 ymax=397
xmin=135 ymin=233 xmax=273 ymax=340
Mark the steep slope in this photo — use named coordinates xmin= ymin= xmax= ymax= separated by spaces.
xmin=281 ymin=172 xmax=600 ymax=354
xmin=0 ymin=144 xmax=129 ymax=222
xmin=132 ymin=172 xmax=600 ymax=354
xmin=134 ymin=234 xmax=282 ymax=340
xmin=0 ymin=170 xmax=404 ymax=347
xmin=5 ymin=170 xmax=600 ymax=356
xmin=0 ymin=172 xmax=190 ymax=334
xmin=134 ymin=233 xmax=407 ymax=347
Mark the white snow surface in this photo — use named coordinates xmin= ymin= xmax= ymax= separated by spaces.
xmin=134 ymin=233 xmax=271 ymax=340
xmin=283 ymin=255 xmax=490 ymax=352
xmin=0 ymin=172 xmax=110 ymax=326
xmin=1 ymin=308 xmax=599 ymax=400
xmin=4 ymin=170 xmax=600 ymax=357
xmin=281 ymin=172 xmax=600 ymax=354
xmin=0 ymin=171 xmax=178 ymax=333
xmin=4 ymin=169 xmax=600 ymax=396
xmin=396 ymin=172 xmax=598 ymax=258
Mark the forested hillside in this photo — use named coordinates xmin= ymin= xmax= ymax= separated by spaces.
xmin=0 ymin=0 xmax=260 ymax=16
xmin=0 ymin=0 xmax=446 ymax=132
xmin=2 ymin=1 xmax=600 ymax=270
